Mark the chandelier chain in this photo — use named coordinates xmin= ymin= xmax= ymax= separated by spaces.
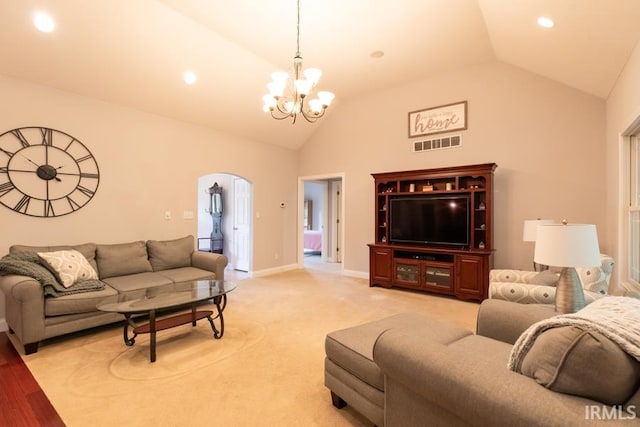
xmin=296 ymin=0 xmax=301 ymax=57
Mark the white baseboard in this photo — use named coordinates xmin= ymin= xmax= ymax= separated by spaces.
xmin=342 ymin=269 xmax=369 ymax=279
xmin=0 ymin=318 xmax=8 ymax=332
xmin=251 ymin=263 xmax=299 ymax=278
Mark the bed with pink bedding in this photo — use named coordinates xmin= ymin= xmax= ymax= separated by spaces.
xmin=304 ymin=230 xmax=322 ymax=252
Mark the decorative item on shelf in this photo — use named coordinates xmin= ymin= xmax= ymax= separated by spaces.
xmin=522 ymin=218 xmax=555 ymax=271
xmin=409 ymin=183 xmax=415 ymax=192
xmin=534 ymin=220 xmax=600 ymax=313
xmin=478 ymin=241 xmax=485 ymax=249
xmin=445 ymin=182 xmax=453 ymax=191
xmin=262 ymin=0 xmax=334 ymax=124
xmin=422 ymin=183 xmax=434 ymax=192
xmin=381 ymin=236 xmax=386 ymax=243
xmin=382 ymin=203 xmax=387 ymax=211
xmin=480 ymin=223 xmax=486 ymax=230
xmin=478 ymin=202 xmax=486 ymax=210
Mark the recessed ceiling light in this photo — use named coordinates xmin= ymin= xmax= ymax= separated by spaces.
xmin=537 ymin=16 xmax=555 ymax=28
xmin=33 ymin=11 xmax=55 ymax=33
xmin=370 ymin=50 xmax=385 ymax=59
xmin=183 ymin=71 xmax=197 ymax=85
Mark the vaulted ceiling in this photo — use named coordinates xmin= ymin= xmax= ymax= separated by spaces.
xmin=1 ymin=0 xmax=639 ymax=149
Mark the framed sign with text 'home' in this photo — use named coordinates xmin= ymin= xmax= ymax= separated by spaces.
xmin=408 ymin=101 xmax=467 ymax=138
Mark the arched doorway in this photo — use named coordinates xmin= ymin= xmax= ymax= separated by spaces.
xmin=198 ymin=173 xmax=253 ymax=277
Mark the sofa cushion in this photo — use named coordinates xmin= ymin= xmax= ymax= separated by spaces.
xmin=156 ymin=266 xmax=216 ymax=283
xmin=147 ymin=236 xmax=194 ymax=271
xmin=521 ymin=326 xmax=640 ymax=405
xmin=45 ymin=285 xmax=118 ymax=316
xmin=96 ymin=241 xmax=152 ymax=279
xmin=10 ymin=243 xmax=98 ymax=273
xmin=101 ymin=271 xmax=173 ymax=293
xmin=37 ymin=250 xmax=98 ymax=288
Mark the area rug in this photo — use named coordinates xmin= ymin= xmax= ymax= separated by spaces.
xmin=14 ymin=268 xmax=480 ymax=426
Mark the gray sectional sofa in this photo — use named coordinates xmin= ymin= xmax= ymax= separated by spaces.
xmin=0 ymin=235 xmax=227 ymax=354
xmin=326 ymin=299 xmax=640 ymax=426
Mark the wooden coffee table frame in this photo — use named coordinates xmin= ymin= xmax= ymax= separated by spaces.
xmin=121 ymin=294 xmax=227 ymax=362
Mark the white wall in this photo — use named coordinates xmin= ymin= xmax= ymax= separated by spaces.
xmin=0 ymin=75 xmax=299 ymax=323
xmin=298 ymin=61 xmax=607 ymax=274
xmin=605 ymin=40 xmax=640 ymax=294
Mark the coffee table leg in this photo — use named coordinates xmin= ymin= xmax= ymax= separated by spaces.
xmin=123 ymin=314 xmax=137 ymax=346
xmin=206 ymin=294 xmax=226 ymax=339
xmin=150 ymin=309 xmax=156 ymax=363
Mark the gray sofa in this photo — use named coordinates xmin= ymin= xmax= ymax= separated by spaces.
xmin=0 ymin=235 xmax=227 ymax=354
xmin=326 ymin=299 xmax=640 ymax=426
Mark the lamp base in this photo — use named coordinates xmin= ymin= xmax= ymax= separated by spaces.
xmin=555 ymin=267 xmax=585 ymax=313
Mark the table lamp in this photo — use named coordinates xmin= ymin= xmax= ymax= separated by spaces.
xmin=523 ymin=219 xmax=555 ymax=271
xmin=534 ymin=221 xmax=600 ymax=313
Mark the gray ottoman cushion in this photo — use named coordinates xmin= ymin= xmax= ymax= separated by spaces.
xmin=325 ymin=312 xmax=472 ymax=392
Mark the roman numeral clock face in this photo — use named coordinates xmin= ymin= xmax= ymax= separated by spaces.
xmin=0 ymin=127 xmax=100 ymax=217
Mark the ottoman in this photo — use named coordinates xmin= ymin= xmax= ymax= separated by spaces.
xmin=324 ymin=312 xmax=473 ymax=425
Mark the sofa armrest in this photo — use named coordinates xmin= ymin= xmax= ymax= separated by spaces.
xmin=476 ymin=299 xmax=557 ymax=344
xmin=0 ymin=275 xmax=46 ymax=346
xmin=191 ymin=252 xmax=228 ymax=281
xmin=373 ymin=329 xmax=593 ymax=427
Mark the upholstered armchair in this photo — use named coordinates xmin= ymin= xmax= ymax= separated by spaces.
xmin=489 ymin=254 xmax=614 ymax=305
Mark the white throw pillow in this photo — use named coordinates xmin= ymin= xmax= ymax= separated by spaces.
xmin=38 ymin=249 xmax=98 ymax=288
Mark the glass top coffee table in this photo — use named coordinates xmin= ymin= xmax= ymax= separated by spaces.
xmin=97 ymin=279 xmax=236 ymax=362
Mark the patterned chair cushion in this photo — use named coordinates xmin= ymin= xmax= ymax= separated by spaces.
xmin=489 ymin=254 xmax=614 ymax=305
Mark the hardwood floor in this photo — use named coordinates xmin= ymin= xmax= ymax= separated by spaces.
xmin=0 ymin=333 xmax=65 ymax=427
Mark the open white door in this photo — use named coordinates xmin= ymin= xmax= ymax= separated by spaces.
xmin=233 ymin=178 xmax=251 ymax=272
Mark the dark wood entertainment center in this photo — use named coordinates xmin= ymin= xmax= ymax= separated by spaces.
xmin=368 ymin=163 xmax=497 ymax=301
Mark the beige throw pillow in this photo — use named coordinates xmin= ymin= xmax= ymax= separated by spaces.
xmin=521 ymin=326 xmax=640 ymax=405
xmin=38 ymin=249 xmax=98 ymax=288
xmin=528 ymin=270 xmax=559 ymax=286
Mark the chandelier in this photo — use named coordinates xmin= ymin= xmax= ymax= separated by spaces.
xmin=262 ymin=0 xmax=334 ymax=124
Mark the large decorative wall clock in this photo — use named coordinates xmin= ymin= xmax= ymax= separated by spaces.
xmin=0 ymin=127 xmax=100 ymax=217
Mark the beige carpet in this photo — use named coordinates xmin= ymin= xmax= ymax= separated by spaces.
xmin=14 ymin=267 xmax=480 ymax=426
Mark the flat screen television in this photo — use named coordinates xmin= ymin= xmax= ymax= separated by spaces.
xmin=389 ymin=195 xmax=470 ymax=247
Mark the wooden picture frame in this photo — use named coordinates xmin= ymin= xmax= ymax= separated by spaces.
xmin=408 ymin=101 xmax=467 ymax=138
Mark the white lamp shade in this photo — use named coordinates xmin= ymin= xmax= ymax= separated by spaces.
xmin=534 ymin=224 xmax=600 ymax=267
xmin=522 ymin=219 xmax=555 ymax=242
xmin=317 ymin=91 xmax=335 ymax=106
xmin=267 ymin=81 xmax=285 ymax=97
xmin=308 ymin=98 xmax=322 ymax=113
xmin=303 ymin=68 xmax=322 ymax=85
xmin=294 ymin=79 xmax=312 ymax=96
xmin=262 ymin=95 xmax=277 ymax=109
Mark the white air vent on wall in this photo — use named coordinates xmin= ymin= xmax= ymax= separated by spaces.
xmin=412 ymin=134 xmax=462 ymax=153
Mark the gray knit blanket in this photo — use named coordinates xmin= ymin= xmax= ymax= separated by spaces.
xmin=508 ymin=296 xmax=640 ymax=372
xmin=0 ymin=252 xmax=104 ymax=297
